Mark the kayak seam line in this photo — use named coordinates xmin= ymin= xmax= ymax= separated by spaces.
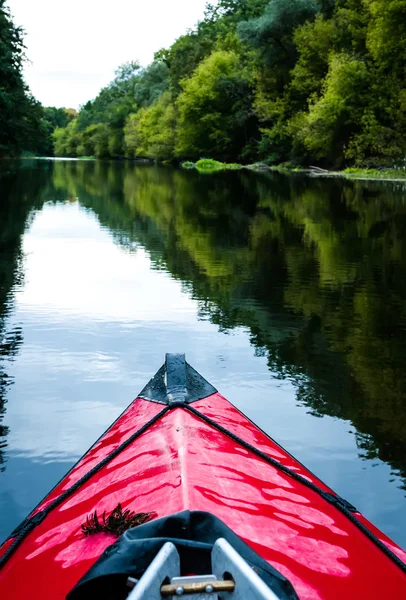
xmin=0 ymin=405 xmax=170 ymax=571
xmin=182 ymin=404 xmax=406 ymax=575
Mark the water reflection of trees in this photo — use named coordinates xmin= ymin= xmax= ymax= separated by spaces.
xmin=0 ymin=160 xmax=51 ymax=469
xmin=51 ymin=161 xmax=406 ymax=483
xmin=3 ymin=160 xmax=405 ymax=485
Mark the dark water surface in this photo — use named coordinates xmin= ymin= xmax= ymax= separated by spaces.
xmin=0 ymin=159 xmax=405 ymax=548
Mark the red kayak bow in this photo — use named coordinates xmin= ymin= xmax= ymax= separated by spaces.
xmin=0 ymin=354 xmax=405 ymax=599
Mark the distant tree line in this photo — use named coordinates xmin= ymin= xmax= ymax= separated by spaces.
xmin=2 ymin=0 xmax=406 ymax=166
xmin=53 ymin=0 xmax=406 ymax=167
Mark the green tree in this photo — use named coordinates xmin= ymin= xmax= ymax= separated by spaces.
xmin=176 ymin=50 xmax=255 ymax=160
xmin=238 ymin=0 xmax=319 ymax=71
xmin=53 ymin=120 xmax=79 ymax=157
xmin=297 ymin=54 xmax=371 ymax=165
xmin=0 ymin=0 xmax=43 ymax=155
xmin=124 ymin=92 xmax=176 ymax=160
xmin=290 ymin=15 xmax=334 ymax=100
xmin=133 ymin=60 xmax=169 ymax=107
xmin=39 ymin=107 xmax=76 ymax=156
xmin=365 ymin=0 xmax=406 ymax=71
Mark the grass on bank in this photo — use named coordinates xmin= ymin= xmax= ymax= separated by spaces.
xmin=344 ymin=167 xmax=406 ymax=179
xmin=181 ymin=158 xmax=243 ymax=171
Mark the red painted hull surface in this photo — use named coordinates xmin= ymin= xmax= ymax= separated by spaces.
xmin=1 ymin=392 xmax=405 ymax=599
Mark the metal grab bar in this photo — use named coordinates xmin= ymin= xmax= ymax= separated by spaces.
xmin=127 ymin=537 xmax=281 ymax=599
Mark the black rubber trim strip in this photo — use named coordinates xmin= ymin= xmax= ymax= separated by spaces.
xmin=0 ymin=405 xmax=170 ymax=570
xmin=165 ymin=353 xmax=187 ymax=404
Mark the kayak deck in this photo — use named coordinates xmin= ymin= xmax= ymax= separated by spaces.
xmin=0 ymin=356 xmax=405 ymax=599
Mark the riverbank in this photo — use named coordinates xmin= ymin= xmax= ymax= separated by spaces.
xmin=182 ymin=159 xmax=406 ymax=183
xmin=15 ymin=155 xmax=406 ymax=184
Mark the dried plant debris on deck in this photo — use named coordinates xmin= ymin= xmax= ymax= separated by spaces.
xmin=81 ymin=503 xmax=155 ymax=537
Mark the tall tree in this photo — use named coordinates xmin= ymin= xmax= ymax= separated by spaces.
xmin=0 ymin=0 xmax=43 ymax=155
xmin=238 ymin=0 xmax=319 ymax=70
xmin=176 ymin=50 xmax=255 ymax=161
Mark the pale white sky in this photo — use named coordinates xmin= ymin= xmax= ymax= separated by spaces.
xmin=8 ymin=0 xmax=210 ymax=109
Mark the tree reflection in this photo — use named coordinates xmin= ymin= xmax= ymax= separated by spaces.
xmin=0 ymin=160 xmax=51 ymax=469
xmin=51 ymin=161 xmax=406 ymax=484
xmin=2 ymin=159 xmax=405 ymax=487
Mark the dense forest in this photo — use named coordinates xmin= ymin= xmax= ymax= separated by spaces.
xmin=0 ymin=1 xmax=75 ymax=156
xmin=2 ymin=0 xmax=406 ymax=166
xmin=52 ymin=0 xmax=406 ymax=167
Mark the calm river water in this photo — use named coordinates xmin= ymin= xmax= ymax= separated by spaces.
xmin=0 ymin=159 xmax=405 ymax=548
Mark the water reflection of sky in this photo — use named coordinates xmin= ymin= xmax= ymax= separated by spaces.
xmin=1 ymin=201 xmax=405 ymax=548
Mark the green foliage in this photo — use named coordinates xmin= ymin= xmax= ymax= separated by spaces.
xmin=345 ymin=111 xmax=406 ymax=166
xmin=53 ymin=121 xmax=78 ymax=157
xmin=76 ymin=125 xmax=98 ymax=157
xmin=52 ymin=0 xmax=406 ymax=166
xmin=39 ymin=107 xmax=76 ymax=156
xmin=133 ymin=60 xmax=169 ymax=108
xmin=195 ymin=158 xmax=243 ymax=171
xmin=156 ymin=32 xmax=214 ymax=94
xmin=124 ymin=92 xmax=176 ymax=160
xmin=238 ymin=0 xmax=319 ymax=68
xmin=365 ymin=0 xmax=406 ymax=70
xmin=153 ymin=0 xmax=268 ymax=92
xmin=0 ymin=0 xmax=44 ymax=155
xmin=344 ymin=167 xmax=406 ymax=179
xmin=43 ymin=107 xmax=72 ymax=130
xmin=198 ymin=159 xmax=226 ymax=170
xmin=176 ymin=50 xmax=255 ymax=160
xmin=78 ymin=61 xmax=140 ymax=130
xmin=55 ymin=59 xmax=171 ymax=159
xmin=290 ymin=15 xmax=334 ymax=99
xmin=180 ymin=158 xmax=245 ymax=171
xmin=295 ymin=54 xmax=371 ymax=165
